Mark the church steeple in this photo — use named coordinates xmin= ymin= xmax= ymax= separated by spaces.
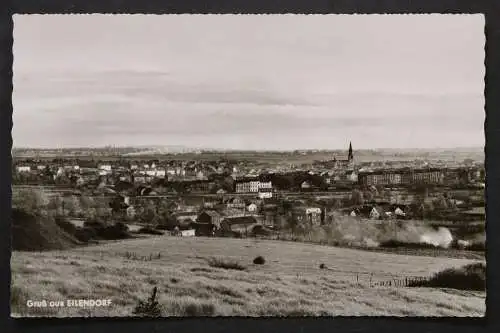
xmin=348 ymin=141 xmax=353 ymax=162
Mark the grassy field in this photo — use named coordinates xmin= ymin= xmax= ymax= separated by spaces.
xmin=11 ymin=236 xmax=485 ymax=317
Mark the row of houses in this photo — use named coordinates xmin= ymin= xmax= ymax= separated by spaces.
xmin=358 ymin=167 xmax=484 ymax=187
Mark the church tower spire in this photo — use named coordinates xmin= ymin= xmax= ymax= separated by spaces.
xmin=348 ymin=141 xmax=353 ymax=162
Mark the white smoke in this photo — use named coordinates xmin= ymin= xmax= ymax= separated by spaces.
xmin=318 ymin=212 xmax=459 ymax=249
xmin=419 ymin=227 xmax=454 ymax=248
xmin=457 ymin=239 xmax=470 ymax=249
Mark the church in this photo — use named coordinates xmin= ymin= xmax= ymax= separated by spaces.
xmin=331 ymin=142 xmax=354 ymax=169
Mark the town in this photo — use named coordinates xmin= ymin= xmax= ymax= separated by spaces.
xmin=12 ymin=143 xmax=485 ymax=246
xmin=10 ymin=14 xmax=486 ymax=318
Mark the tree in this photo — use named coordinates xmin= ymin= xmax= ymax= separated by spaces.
xmin=47 ymin=196 xmax=64 ymax=216
xmin=350 ymin=189 xmax=364 ymax=206
xmin=286 ymin=215 xmax=299 ymax=233
xmin=140 ymin=203 xmax=158 ymax=224
xmin=364 ymin=191 xmax=374 ymax=203
xmin=13 ymin=189 xmax=50 ymax=214
xmin=65 ymin=196 xmax=80 ymax=217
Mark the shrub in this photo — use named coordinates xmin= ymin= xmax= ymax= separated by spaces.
xmin=114 ymin=222 xmax=129 ymax=232
xmin=207 ymin=257 xmax=247 ymax=271
xmin=133 ymin=286 xmax=163 ymax=317
xmin=380 ymin=239 xmax=439 ymax=249
xmin=319 ymin=263 xmax=327 ymax=269
xmin=166 ymin=297 xmax=217 ymax=316
xmin=84 ymin=219 xmax=107 ymax=229
xmin=183 ymin=302 xmax=216 ymax=316
xmin=54 ymin=216 xmax=77 ymax=234
xmin=467 ymin=240 xmax=486 ymax=252
xmin=253 ymin=256 xmax=266 ymax=265
xmin=12 ymin=208 xmax=80 ymax=251
xmin=410 ymin=262 xmax=486 ymax=291
xmin=73 ymin=227 xmax=98 ymax=243
xmin=138 ymin=227 xmax=165 ymax=235
xmin=155 ymin=224 xmax=171 ymax=231
xmin=81 ymin=221 xmax=132 ymax=240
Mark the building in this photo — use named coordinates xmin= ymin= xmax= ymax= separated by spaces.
xmin=220 ymin=216 xmax=258 ymax=234
xmin=172 ymin=212 xmax=199 ymax=226
xmin=235 ymin=177 xmax=257 ymax=193
xmin=235 ymin=181 xmax=251 ymax=193
xmin=126 ymin=206 xmax=136 ymax=218
xmin=331 ymin=142 xmax=354 ymax=169
xmin=305 ymin=207 xmax=323 ymax=225
xmin=249 ymin=181 xmax=260 ymax=193
xmin=225 ymin=197 xmax=245 ymax=209
xmin=358 ymin=170 xmax=403 ymax=186
xmin=180 ymin=229 xmax=196 ymax=237
xmin=258 ymin=181 xmax=273 ymax=199
xmin=247 ymin=203 xmax=258 ymax=213
xmin=99 ymin=164 xmax=112 ymax=172
xmin=197 ymin=210 xmax=223 ymax=228
xmin=292 ymin=206 xmax=324 ymax=226
xmin=258 ymin=187 xmax=273 ymax=199
xmin=16 ymin=166 xmax=31 ymax=173
xmin=412 ymin=169 xmax=444 ymax=185
xmin=189 ymin=180 xmax=214 ymax=193
xmin=358 ymin=168 xmax=445 ymax=187
xmin=369 ymin=207 xmax=381 ymax=219
xmin=301 ymin=181 xmax=312 ymax=190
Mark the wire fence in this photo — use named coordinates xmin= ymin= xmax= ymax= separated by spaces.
xmin=318 ymin=268 xmax=433 ymax=288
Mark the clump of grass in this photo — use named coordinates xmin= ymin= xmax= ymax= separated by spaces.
xmin=133 ymin=286 xmax=163 ymax=317
xmin=410 ymin=262 xmax=486 ymax=291
xmin=207 ymin=257 xmax=247 ymax=271
xmin=10 ymin=285 xmax=28 ymax=313
xmin=253 ymin=256 xmax=266 ymax=265
xmin=166 ymin=297 xmax=218 ymax=316
xmin=319 ymin=263 xmax=327 ymax=269
xmin=123 ymin=251 xmax=161 ymax=261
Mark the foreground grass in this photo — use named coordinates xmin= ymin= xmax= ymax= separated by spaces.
xmin=11 ymin=236 xmax=485 ymax=317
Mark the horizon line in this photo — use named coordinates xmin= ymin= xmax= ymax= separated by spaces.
xmin=12 ymin=145 xmax=484 ymax=152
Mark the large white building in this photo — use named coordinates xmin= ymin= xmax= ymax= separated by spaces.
xmin=98 ymin=164 xmax=112 ymax=172
xmin=249 ymin=181 xmax=260 ymax=193
xmin=257 ymin=181 xmax=273 ymax=199
xmin=16 ymin=166 xmax=31 ymax=173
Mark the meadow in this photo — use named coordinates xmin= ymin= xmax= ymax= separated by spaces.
xmin=11 ymin=235 xmax=485 ymax=317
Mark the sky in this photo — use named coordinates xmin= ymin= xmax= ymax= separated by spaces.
xmin=12 ymin=14 xmax=485 ymax=150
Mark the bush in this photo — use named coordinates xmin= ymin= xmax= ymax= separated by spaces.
xmin=133 ymin=287 xmax=163 ymax=317
xmin=155 ymin=224 xmax=171 ymax=231
xmin=253 ymin=256 xmax=266 ymax=265
xmin=410 ymin=263 xmax=486 ymax=291
xmin=82 ymin=220 xmax=132 ymax=240
xmin=84 ymin=219 xmax=107 ymax=229
xmin=73 ymin=227 xmax=98 ymax=243
xmin=207 ymin=257 xmax=247 ymax=271
xmin=380 ymin=239 xmax=439 ymax=249
xmin=251 ymin=225 xmax=273 ymax=236
xmin=138 ymin=227 xmax=165 ymax=235
xmin=114 ymin=222 xmax=129 ymax=232
xmin=12 ymin=208 xmax=80 ymax=251
xmin=55 ymin=216 xmax=78 ymax=235
xmin=319 ymin=263 xmax=327 ymax=269
xmin=467 ymin=240 xmax=486 ymax=252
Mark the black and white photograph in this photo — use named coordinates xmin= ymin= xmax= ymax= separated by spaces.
xmin=10 ymin=14 xmax=485 ymax=317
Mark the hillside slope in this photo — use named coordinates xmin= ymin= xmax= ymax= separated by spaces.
xmin=11 ymin=236 xmax=485 ymax=317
